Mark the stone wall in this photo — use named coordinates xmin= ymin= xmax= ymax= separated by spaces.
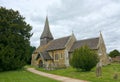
xmin=48 ymin=49 xmax=66 ymax=68
xmin=98 ymin=34 xmax=110 ymax=65
xmin=65 ymin=34 xmax=76 ymax=51
xmin=112 ymin=56 xmax=120 ymax=62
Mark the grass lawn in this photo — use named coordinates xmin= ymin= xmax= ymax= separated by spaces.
xmin=36 ymin=63 xmax=120 ymax=82
xmin=0 ymin=69 xmax=59 ymax=82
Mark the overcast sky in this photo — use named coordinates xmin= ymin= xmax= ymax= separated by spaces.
xmin=1 ymin=0 xmax=120 ymax=52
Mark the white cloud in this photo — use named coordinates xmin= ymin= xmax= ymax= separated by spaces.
xmin=1 ymin=0 xmax=120 ymax=52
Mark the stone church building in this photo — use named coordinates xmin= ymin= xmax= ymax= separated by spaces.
xmin=31 ymin=17 xmax=110 ymax=69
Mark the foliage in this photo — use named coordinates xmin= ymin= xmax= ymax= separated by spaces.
xmin=27 ymin=46 xmax=36 ymax=64
xmin=109 ymin=49 xmax=120 ymax=58
xmin=0 ymin=70 xmax=59 ymax=82
xmin=70 ymin=46 xmax=99 ymax=71
xmin=0 ymin=7 xmax=32 ymax=71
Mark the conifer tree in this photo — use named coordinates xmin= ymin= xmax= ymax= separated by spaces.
xmin=0 ymin=7 xmax=32 ymax=71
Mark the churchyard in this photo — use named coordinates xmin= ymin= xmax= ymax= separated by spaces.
xmin=0 ymin=63 xmax=119 ymax=82
xmin=36 ymin=62 xmax=120 ymax=82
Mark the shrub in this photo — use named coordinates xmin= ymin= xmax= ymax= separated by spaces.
xmin=70 ymin=46 xmax=99 ymax=71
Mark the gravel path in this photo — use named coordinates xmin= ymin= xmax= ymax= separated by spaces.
xmin=27 ymin=68 xmax=88 ymax=82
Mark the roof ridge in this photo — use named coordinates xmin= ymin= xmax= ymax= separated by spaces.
xmin=53 ymin=35 xmax=71 ymax=41
xmin=77 ymin=37 xmax=99 ymax=42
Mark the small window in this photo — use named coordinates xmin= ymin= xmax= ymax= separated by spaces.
xmin=51 ymin=52 xmax=54 ymax=59
xmin=52 ymin=54 xmax=54 ymax=59
xmin=55 ymin=54 xmax=59 ymax=60
xmin=60 ymin=53 xmax=63 ymax=59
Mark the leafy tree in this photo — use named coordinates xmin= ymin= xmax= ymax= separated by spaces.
xmin=109 ymin=49 xmax=120 ymax=58
xmin=0 ymin=7 xmax=32 ymax=71
xmin=27 ymin=46 xmax=36 ymax=64
xmin=70 ymin=46 xmax=99 ymax=71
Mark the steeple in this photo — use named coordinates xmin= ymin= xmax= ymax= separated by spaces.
xmin=40 ymin=16 xmax=53 ymax=46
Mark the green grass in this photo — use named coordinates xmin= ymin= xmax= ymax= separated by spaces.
xmin=0 ymin=69 xmax=59 ymax=82
xmin=36 ymin=63 xmax=120 ymax=82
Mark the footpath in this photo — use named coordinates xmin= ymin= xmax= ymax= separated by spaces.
xmin=27 ymin=68 xmax=88 ymax=82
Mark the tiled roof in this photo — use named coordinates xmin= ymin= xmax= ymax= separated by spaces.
xmin=70 ymin=37 xmax=99 ymax=52
xmin=46 ymin=36 xmax=70 ymax=51
xmin=41 ymin=52 xmax=52 ymax=60
xmin=35 ymin=52 xmax=52 ymax=60
xmin=35 ymin=45 xmax=48 ymax=53
xmin=34 ymin=36 xmax=70 ymax=60
xmin=34 ymin=43 xmax=52 ymax=60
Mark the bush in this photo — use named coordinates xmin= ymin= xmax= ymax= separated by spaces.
xmin=70 ymin=46 xmax=99 ymax=71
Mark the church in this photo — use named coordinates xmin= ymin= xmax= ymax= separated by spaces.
xmin=31 ymin=16 xmax=110 ymax=70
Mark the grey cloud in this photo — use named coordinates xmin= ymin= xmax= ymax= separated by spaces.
xmin=1 ymin=0 xmax=120 ymax=52
xmin=47 ymin=0 xmax=120 ymax=52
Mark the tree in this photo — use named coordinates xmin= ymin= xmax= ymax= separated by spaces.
xmin=0 ymin=7 xmax=32 ymax=71
xmin=27 ymin=46 xmax=36 ymax=64
xmin=109 ymin=49 xmax=120 ymax=58
xmin=70 ymin=46 xmax=99 ymax=71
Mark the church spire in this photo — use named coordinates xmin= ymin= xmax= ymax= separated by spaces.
xmin=40 ymin=16 xmax=53 ymax=46
xmin=40 ymin=16 xmax=53 ymax=39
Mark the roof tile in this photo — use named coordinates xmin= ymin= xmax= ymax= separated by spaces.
xmin=70 ymin=37 xmax=99 ymax=52
xmin=46 ymin=36 xmax=70 ymax=51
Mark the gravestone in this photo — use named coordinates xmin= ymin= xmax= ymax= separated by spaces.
xmin=96 ymin=61 xmax=102 ymax=77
